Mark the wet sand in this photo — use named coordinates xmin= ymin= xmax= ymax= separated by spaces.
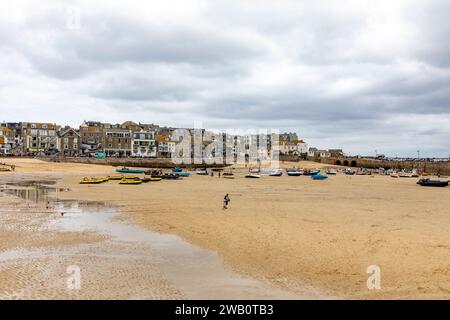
xmin=1 ymin=158 xmax=449 ymax=299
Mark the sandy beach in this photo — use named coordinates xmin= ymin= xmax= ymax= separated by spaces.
xmin=0 ymin=158 xmax=449 ymax=299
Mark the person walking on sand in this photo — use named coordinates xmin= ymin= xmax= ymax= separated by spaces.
xmin=223 ymin=193 xmax=230 ymax=209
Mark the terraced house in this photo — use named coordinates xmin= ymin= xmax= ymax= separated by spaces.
xmin=132 ymin=130 xmax=156 ymax=158
xmin=156 ymin=134 xmax=176 ymax=158
xmin=79 ymin=121 xmax=104 ymax=155
xmin=58 ymin=126 xmax=80 ymax=156
xmin=21 ymin=122 xmax=59 ymax=156
xmin=0 ymin=127 xmax=15 ymax=155
xmin=103 ymin=123 xmax=133 ymax=157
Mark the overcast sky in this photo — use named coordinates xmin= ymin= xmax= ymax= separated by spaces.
xmin=1 ymin=0 xmax=449 ymax=157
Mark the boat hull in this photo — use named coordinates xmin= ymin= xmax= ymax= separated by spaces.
xmin=116 ymin=168 xmax=145 ymax=174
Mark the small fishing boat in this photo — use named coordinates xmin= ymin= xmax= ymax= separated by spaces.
xmin=325 ymin=168 xmax=338 ymax=175
xmin=411 ymin=170 xmax=419 ymax=178
xmin=311 ymin=173 xmax=328 ymax=180
xmin=116 ymin=167 xmax=145 ymax=174
xmin=196 ymin=168 xmax=208 ymax=175
xmin=173 ymin=167 xmax=182 ymax=173
xmin=140 ymin=177 xmax=162 ymax=182
xmin=416 ymin=178 xmax=448 ymax=187
xmin=302 ymin=169 xmax=320 ymax=176
xmin=145 ymin=169 xmax=161 ymax=176
xmin=344 ymin=168 xmax=355 ymax=175
xmin=223 ymin=171 xmax=234 ymax=177
xmin=356 ymin=169 xmax=369 ymax=175
xmin=398 ymin=171 xmax=413 ymax=178
xmin=390 ymin=172 xmax=399 ymax=178
xmin=161 ymin=173 xmax=180 ymax=180
xmin=269 ymin=169 xmax=283 ymax=177
xmin=174 ymin=172 xmax=190 ymax=177
xmin=108 ymin=175 xmax=125 ymax=180
xmin=119 ymin=178 xmax=143 ymax=185
xmin=149 ymin=177 xmax=162 ymax=181
xmin=287 ymin=171 xmax=303 ymax=176
xmin=79 ymin=177 xmax=108 ymax=184
xmin=0 ymin=167 xmax=11 ymax=172
xmin=245 ymin=174 xmax=261 ymax=179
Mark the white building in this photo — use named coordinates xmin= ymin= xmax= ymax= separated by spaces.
xmin=280 ymin=140 xmax=308 ymax=155
xmin=132 ymin=130 xmax=156 ymax=157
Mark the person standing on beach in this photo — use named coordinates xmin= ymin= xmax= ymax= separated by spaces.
xmin=223 ymin=194 xmax=230 ymax=209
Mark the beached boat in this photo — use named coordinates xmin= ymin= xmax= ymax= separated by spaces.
xmin=269 ymin=169 xmax=283 ymax=177
xmin=174 ymin=172 xmax=190 ymax=177
xmin=411 ymin=170 xmax=419 ymax=178
xmin=161 ymin=173 xmax=180 ymax=180
xmin=116 ymin=167 xmax=145 ymax=174
xmin=140 ymin=177 xmax=162 ymax=182
xmin=0 ymin=167 xmax=11 ymax=172
xmin=79 ymin=177 xmax=108 ymax=184
xmin=356 ymin=169 xmax=370 ymax=175
xmin=302 ymin=169 xmax=320 ymax=176
xmin=223 ymin=172 xmax=234 ymax=177
xmin=344 ymin=168 xmax=355 ymax=175
xmin=245 ymin=174 xmax=261 ymax=179
xmin=119 ymin=178 xmax=142 ymax=185
xmin=287 ymin=171 xmax=302 ymax=176
xmin=311 ymin=173 xmax=328 ymax=180
xmin=108 ymin=175 xmax=125 ymax=180
xmin=325 ymin=168 xmax=338 ymax=175
xmin=196 ymin=168 xmax=208 ymax=175
xmin=416 ymin=178 xmax=448 ymax=187
xmin=390 ymin=172 xmax=399 ymax=178
xmin=398 ymin=171 xmax=413 ymax=178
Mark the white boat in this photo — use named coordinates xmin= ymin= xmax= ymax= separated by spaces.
xmin=196 ymin=168 xmax=208 ymax=175
xmin=390 ymin=172 xmax=399 ymax=178
xmin=269 ymin=169 xmax=283 ymax=177
xmin=245 ymin=174 xmax=261 ymax=179
xmin=326 ymin=168 xmax=338 ymax=175
xmin=398 ymin=171 xmax=413 ymax=178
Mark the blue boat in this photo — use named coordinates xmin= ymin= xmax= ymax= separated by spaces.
xmin=174 ymin=172 xmax=190 ymax=177
xmin=311 ymin=173 xmax=328 ymax=180
xmin=303 ymin=169 xmax=320 ymax=176
xmin=116 ymin=167 xmax=145 ymax=174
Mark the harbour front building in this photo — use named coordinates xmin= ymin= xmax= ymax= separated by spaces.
xmin=58 ymin=126 xmax=80 ymax=157
xmin=79 ymin=121 xmax=104 ymax=155
xmin=0 ymin=127 xmax=15 ymax=156
xmin=156 ymin=134 xmax=176 ymax=158
xmin=103 ymin=125 xmax=132 ymax=157
xmin=21 ymin=122 xmax=59 ymax=156
xmin=132 ymin=130 xmax=156 ymax=158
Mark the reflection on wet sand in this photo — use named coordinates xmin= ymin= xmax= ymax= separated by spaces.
xmin=0 ymin=181 xmax=314 ymax=300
